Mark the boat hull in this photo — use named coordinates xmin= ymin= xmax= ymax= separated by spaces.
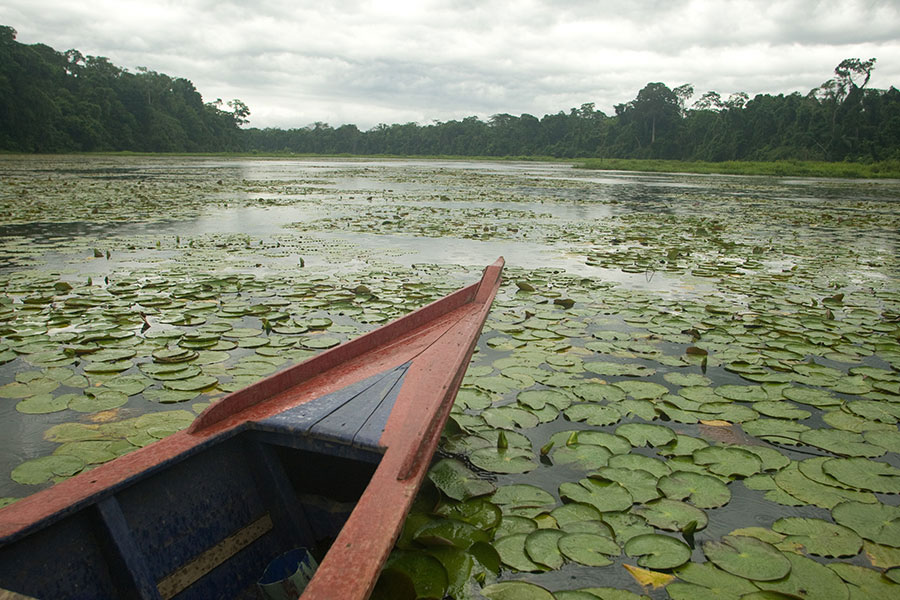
xmin=0 ymin=259 xmax=504 ymax=600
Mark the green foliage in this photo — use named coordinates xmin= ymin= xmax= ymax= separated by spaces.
xmin=0 ymin=26 xmax=247 ymax=152
xmin=1 ymin=27 xmax=898 ymax=168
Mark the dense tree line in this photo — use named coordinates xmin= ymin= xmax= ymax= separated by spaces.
xmin=0 ymin=26 xmax=247 ymax=152
xmin=2 ymin=25 xmax=899 ymax=162
xmin=246 ymin=58 xmax=900 ymax=161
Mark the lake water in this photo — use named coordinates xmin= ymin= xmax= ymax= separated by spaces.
xmin=1 ymin=156 xmax=898 ymax=597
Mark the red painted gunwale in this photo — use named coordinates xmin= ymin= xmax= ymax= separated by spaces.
xmin=0 ymin=258 xmax=504 ymax=600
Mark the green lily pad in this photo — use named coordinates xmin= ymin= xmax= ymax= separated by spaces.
xmin=774 ymin=463 xmax=876 ymax=509
xmin=494 ymin=533 xmax=545 ymax=572
xmin=552 ymin=443 xmax=612 ymax=469
xmin=592 ymin=467 xmax=661 ymax=504
xmin=771 ymin=517 xmax=863 ymax=558
xmin=831 ymin=501 xmax=900 ymax=547
xmin=163 ymin=374 xmax=219 ymax=392
xmin=559 ymin=478 xmax=633 ymax=513
xmin=613 ymin=380 xmax=669 ymax=400
xmin=571 ymin=381 xmax=626 ymax=402
xmin=585 ymin=362 xmax=656 ymax=377
xmin=550 ymin=503 xmax=603 ymax=527
xmin=702 ymin=535 xmax=791 ymax=581
xmin=68 ymin=389 xmax=129 ymax=413
xmin=798 ymin=429 xmax=884 ymax=458
xmin=494 ymin=516 xmax=537 ymax=539
xmin=144 ymin=388 xmax=201 ymax=403
xmin=624 ymin=533 xmax=692 ymax=569
xmin=563 ymin=404 xmax=621 ymax=426
xmin=469 ymin=447 xmax=536 ymax=474
xmin=491 ymin=484 xmax=554 ymax=508
xmin=631 ymin=498 xmax=708 ymax=532
xmin=414 ymin=517 xmax=490 ymax=549
xmin=16 ymin=393 xmax=72 ymax=414
xmin=668 ymin=562 xmax=758 ymax=600
xmin=518 ymin=389 xmax=572 ymax=410
xmin=615 ymin=423 xmax=677 ymax=448
xmin=715 ymin=384 xmax=767 ymax=402
xmin=482 ymin=406 xmax=540 ymax=430
xmin=755 ymin=551 xmax=849 ymax=599
xmin=383 ymin=550 xmax=448 ymax=599
xmin=428 ymin=458 xmax=495 ymax=501
xmin=0 ymin=378 xmax=59 ymax=398
xmin=830 ymin=563 xmax=899 ymax=598
xmin=692 ymin=446 xmax=762 ymax=478
xmin=433 ymin=498 xmax=501 ymax=530
xmin=821 ymin=458 xmax=900 ymax=494
xmin=558 ymin=532 xmax=620 ymax=566
xmin=482 ymin=581 xmax=555 ymax=600
xmin=657 ymin=471 xmax=731 ymax=509
xmin=300 ymin=336 xmax=341 ymax=349
xmin=11 ymin=454 xmax=85 ymax=485
xmin=525 ymin=529 xmax=566 ymax=569
xmin=664 ymin=372 xmax=713 ymax=387
xmin=782 ymin=386 xmax=842 ymax=407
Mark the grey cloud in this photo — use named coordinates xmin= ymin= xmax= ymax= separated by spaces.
xmin=1 ymin=0 xmax=898 ymax=129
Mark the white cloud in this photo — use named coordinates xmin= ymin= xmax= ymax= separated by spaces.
xmin=2 ymin=0 xmax=898 ymax=129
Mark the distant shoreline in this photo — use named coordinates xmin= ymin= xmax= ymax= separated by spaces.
xmin=2 ymin=152 xmax=898 ymax=179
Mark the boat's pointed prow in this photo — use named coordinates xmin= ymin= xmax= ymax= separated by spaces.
xmin=476 ymin=257 xmax=505 ymax=304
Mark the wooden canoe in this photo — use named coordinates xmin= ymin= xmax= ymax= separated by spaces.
xmin=0 ymin=258 xmax=505 ymax=600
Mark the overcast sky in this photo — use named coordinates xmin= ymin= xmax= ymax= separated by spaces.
xmin=2 ymin=0 xmax=899 ymax=130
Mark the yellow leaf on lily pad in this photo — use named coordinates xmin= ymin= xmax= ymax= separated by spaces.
xmin=623 ymin=564 xmax=675 ymax=589
xmin=699 ymin=420 xmax=733 ymax=427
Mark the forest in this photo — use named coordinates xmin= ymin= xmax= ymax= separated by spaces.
xmin=2 ymin=24 xmax=899 ymax=162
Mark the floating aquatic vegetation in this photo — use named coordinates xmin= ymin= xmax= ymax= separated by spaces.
xmin=2 ymin=156 xmax=899 ymax=599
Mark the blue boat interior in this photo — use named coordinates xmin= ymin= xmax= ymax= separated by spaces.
xmin=0 ymin=363 xmax=411 ymax=600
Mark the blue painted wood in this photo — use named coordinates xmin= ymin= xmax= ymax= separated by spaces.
xmin=255 ymin=363 xmax=409 ymax=450
xmin=0 ymin=510 xmax=122 ymax=599
xmin=244 ymin=439 xmax=316 ymax=549
xmin=96 ymin=496 xmax=163 ymax=600
xmin=115 ymin=438 xmax=269 ymax=582
xmin=311 ymin=364 xmax=407 ymax=447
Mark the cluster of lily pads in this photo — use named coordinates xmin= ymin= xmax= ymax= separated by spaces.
xmin=0 ymin=260 xmax=465 ymax=500
xmin=1 ymin=156 xmax=898 ymax=600
xmin=374 ymin=267 xmax=899 ymax=600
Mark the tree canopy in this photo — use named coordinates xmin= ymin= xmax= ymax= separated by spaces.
xmin=2 ymin=25 xmax=899 ymax=162
xmin=0 ymin=26 xmax=248 ymax=152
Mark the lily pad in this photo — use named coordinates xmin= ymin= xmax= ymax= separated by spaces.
xmin=631 ymin=498 xmax=708 ymax=532
xmin=558 ymin=532 xmax=620 ymax=566
xmin=702 ymin=535 xmax=791 ymax=581
xmin=559 ymin=478 xmax=633 ymax=513
xmin=624 ymin=533 xmax=692 ymax=569
xmin=754 ymin=551 xmax=849 ymax=599
xmin=821 ymin=458 xmax=900 ymax=494
xmin=11 ymin=454 xmax=85 ymax=485
xmin=771 ymin=517 xmax=863 ymax=558
xmin=428 ymin=458 xmax=495 ymax=501
xmin=469 ymin=447 xmax=536 ymax=474
xmin=525 ymin=529 xmax=566 ymax=569
xmin=494 ymin=533 xmax=545 ymax=572
xmin=481 ymin=581 xmax=555 ymax=600
xmin=657 ymin=471 xmax=731 ymax=509
xmin=831 ymin=501 xmax=900 ymax=547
